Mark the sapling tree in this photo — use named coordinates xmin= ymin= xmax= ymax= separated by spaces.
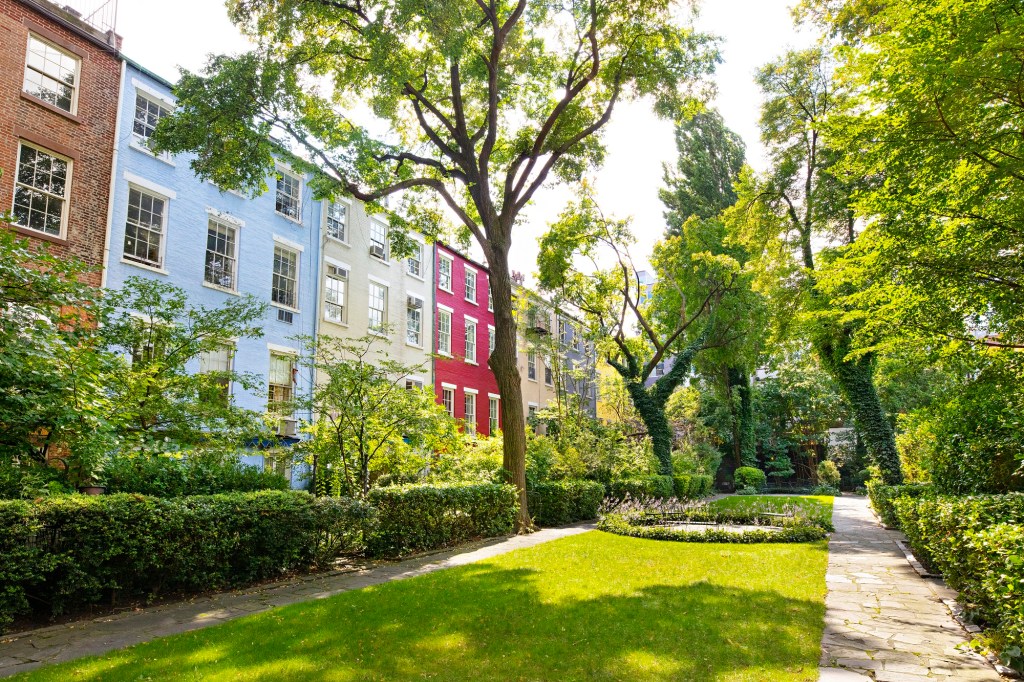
xmin=152 ymin=0 xmax=718 ymax=528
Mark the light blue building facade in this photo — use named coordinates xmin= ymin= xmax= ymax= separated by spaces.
xmin=104 ymin=59 xmax=319 ymax=484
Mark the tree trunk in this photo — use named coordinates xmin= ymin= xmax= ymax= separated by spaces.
xmin=731 ymin=366 xmax=757 ymax=468
xmin=626 ymin=381 xmax=674 ymax=476
xmin=486 ymin=253 xmax=532 ymax=531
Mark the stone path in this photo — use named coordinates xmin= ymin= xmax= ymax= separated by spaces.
xmin=0 ymin=524 xmax=593 ymax=678
xmin=819 ymin=496 xmax=1001 ymax=681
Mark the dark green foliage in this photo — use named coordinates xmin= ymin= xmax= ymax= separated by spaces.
xmin=816 ymin=461 xmax=841 ymax=487
xmin=672 ymin=474 xmax=714 ymax=500
xmin=0 ymin=491 xmax=372 ymax=631
xmin=598 ymin=513 xmax=828 ymax=543
xmin=608 ymin=475 xmax=674 ymax=501
xmin=734 ymin=467 xmax=767 ymax=491
xmin=865 ymin=480 xmax=932 ymax=528
xmin=527 ymin=480 xmax=605 ymax=527
xmin=103 ymin=453 xmax=289 ymax=497
xmin=366 ymin=483 xmax=519 ymax=557
xmin=892 ymin=494 xmax=1024 ymax=671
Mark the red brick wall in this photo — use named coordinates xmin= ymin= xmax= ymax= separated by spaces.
xmin=0 ymin=0 xmax=121 ymax=286
xmin=434 ymin=244 xmax=501 ymax=436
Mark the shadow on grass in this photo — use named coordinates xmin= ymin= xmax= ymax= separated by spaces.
xmin=29 ymin=547 xmax=826 ymax=682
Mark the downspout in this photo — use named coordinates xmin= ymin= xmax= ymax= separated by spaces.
xmin=100 ymin=58 xmax=127 ymax=289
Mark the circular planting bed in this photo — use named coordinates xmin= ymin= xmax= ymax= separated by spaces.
xmin=598 ymin=509 xmax=831 ymax=543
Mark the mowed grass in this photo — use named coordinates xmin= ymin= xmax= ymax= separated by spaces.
xmin=706 ymin=495 xmax=835 ymax=524
xmin=16 ymin=532 xmax=829 ymax=682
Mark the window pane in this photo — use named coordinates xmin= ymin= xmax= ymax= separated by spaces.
xmin=24 ymin=36 xmax=78 ymax=113
xmin=204 ymin=220 xmax=237 ymax=288
xmin=272 ymin=246 xmax=298 ymax=308
xmin=326 ymin=202 xmax=347 ymax=241
xmin=13 ymin=144 xmax=69 ymax=236
xmin=275 ymin=172 xmax=301 ymax=219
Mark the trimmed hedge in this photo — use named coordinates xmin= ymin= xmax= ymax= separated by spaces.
xmin=892 ymin=494 xmax=1024 ymax=671
xmin=528 ymin=480 xmax=604 ymax=527
xmin=865 ymin=480 xmax=932 ymax=527
xmin=734 ymin=467 xmax=767 ymax=491
xmin=672 ymin=474 xmax=714 ymax=500
xmin=598 ymin=513 xmax=827 ymax=543
xmin=366 ymin=483 xmax=519 ymax=557
xmin=608 ymin=475 xmax=674 ymax=501
xmin=0 ymin=491 xmax=372 ymax=631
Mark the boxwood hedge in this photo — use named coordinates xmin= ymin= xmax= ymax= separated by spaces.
xmin=672 ymin=474 xmax=714 ymax=500
xmin=608 ymin=475 xmax=674 ymax=501
xmin=528 ymin=480 xmax=605 ymax=527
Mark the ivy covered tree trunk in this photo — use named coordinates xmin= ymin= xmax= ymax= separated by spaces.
xmin=727 ymin=366 xmax=757 ymax=468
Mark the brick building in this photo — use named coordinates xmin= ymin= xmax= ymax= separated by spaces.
xmin=0 ymin=0 xmax=121 ymax=286
xmin=433 ymin=244 xmax=501 ymax=436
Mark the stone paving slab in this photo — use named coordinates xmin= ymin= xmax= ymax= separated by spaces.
xmin=0 ymin=524 xmax=593 ymax=678
xmin=819 ymin=496 xmax=1001 ymax=681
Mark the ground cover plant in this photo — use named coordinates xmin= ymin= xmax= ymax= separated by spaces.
xmin=706 ymin=495 xmax=835 ymax=526
xmin=14 ymin=531 xmax=828 ymax=682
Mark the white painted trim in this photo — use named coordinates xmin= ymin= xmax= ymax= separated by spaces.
xmin=367 ymin=274 xmax=390 ymax=287
xmin=272 ymin=234 xmax=304 ymax=252
xmin=123 ymin=172 xmax=176 ymax=199
xmin=488 ymin=393 xmax=501 ymax=399
xmin=464 ymin=387 xmax=479 ymax=395
xmin=206 ymin=207 xmax=244 ymax=227
xmin=120 ymin=258 xmax=168 ymax=276
xmin=464 ymin=263 xmax=478 ymax=274
xmin=268 ymin=342 xmax=300 ymax=355
xmin=406 ymin=291 xmax=425 ymax=302
xmin=437 ymin=303 xmax=454 ymax=314
xmin=324 ymin=256 xmax=351 ymax=270
xmin=131 ymin=78 xmax=176 ymax=108
xmin=441 ymin=382 xmax=458 ymax=390
xmin=464 ymin=314 xmax=479 ymax=324
xmin=528 ymin=402 xmax=539 ymax=408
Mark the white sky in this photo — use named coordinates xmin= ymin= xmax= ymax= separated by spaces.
xmin=114 ymin=0 xmax=816 ymax=276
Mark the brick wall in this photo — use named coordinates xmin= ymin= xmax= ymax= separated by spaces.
xmin=0 ymin=0 xmax=121 ymax=286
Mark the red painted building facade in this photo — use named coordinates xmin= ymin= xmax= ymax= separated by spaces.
xmin=433 ymin=244 xmax=501 ymax=436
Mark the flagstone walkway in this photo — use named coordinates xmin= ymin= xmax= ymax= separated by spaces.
xmin=0 ymin=523 xmax=593 ymax=679
xmin=819 ymin=496 xmax=1001 ymax=681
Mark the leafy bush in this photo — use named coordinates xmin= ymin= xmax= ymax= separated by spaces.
xmin=865 ymin=480 xmax=932 ymax=527
xmin=0 ymin=463 xmax=74 ymax=500
xmin=810 ymin=484 xmax=840 ymax=496
xmin=608 ymin=475 xmax=674 ymax=501
xmin=598 ymin=513 xmax=827 ymax=543
xmin=736 ymin=486 xmax=758 ymax=495
xmin=366 ymin=483 xmax=518 ymax=557
xmin=816 ymin=460 xmax=841 ymax=487
xmin=892 ymin=494 xmax=1024 ymax=671
xmin=103 ymin=452 xmax=290 ymax=497
xmin=528 ymin=480 xmax=605 ymax=526
xmin=672 ymin=474 xmax=714 ymax=500
xmin=0 ymin=491 xmax=372 ymax=631
xmin=734 ymin=467 xmax=766 ymax=491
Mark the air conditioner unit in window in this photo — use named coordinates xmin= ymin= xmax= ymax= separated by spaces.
xmin=407 ymin=296 xmax=422 ymax=309
xmin=369 ymin=244 xmax=386 ymax=259
xmin=278 ymin=418 xmax=298 ymax=438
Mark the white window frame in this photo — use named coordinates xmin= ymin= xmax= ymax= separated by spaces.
xmin=544 ymin=359 xmax=553 ymax=386
xmin=323 ymin=261 xmax=349 ymax=325
xmin=488 ymin=394 xmax=500 ymax=434
xmin=12 ymin=141 xmax=72 ymax=239
xmin=271 ymin=244 xmax=300 ymax=310
xmin=131 ymin=91 xmax=173 ymax=161
xmin=463 ymin=389 xmax=478 ymax=435
xmin=199 ymin=343 xmax=234 ymax=400
xmin=406 ymin=294 xmax=424 ymax=347
xmin=268 ymin=351 xmax=297 ymax=417
xmin=369 ymin=219 xmax=389 ymax=261
xmin=488 ymin=324 xmax=496 ymax=357
xmin=464 ymin=265 xmax=477 ymax=304
xmin=438 ymin=254 xmax=453 ymax=293
xmin=203 ymin=217 xmax=239 ymax=292
xmin=527 ymin=351 xmax=537 ymax=381
xmin=325 ymin=199 xmax=349 ymax=243
xmin=122 ymin=184 xmax=168 ymax=269
xmin=464 ymin=317 xmax=477 ymax=365
xmin=487 ymin=283 xmax=494 ymax=312
xmin=441 ymin=384 xmax=456 ymax=418
xmin=368 ymin=279 xmax=389 ymax=335
xmin=275 ymin=168 xmax=302 ymax=222
xmin=23 ymin=34 xmax=80 ymax=114
xmin=406 ymin=240 xmax=424 ymax=278
xmin=436 ymin=305 xmax=453 ymax=356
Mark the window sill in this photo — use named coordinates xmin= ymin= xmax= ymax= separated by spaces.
xmin=326 ymin=236 xmax=350 ymax=247
xmin=129 ymin=141 xmax=175 ymax=166
xmin=438 ymin=286 xmax=453 ymax=295
xmin=121 ymin=258 xmax=168 ymax=275
xmin=323 ymin=317 xmax=349 ymax=328
xmin=271 ymin=303 xmax=300 ymax=314
xmin=370 ymin=255 xmax=390 ymax=265
xmin=528 ymin=377 xmax=537 ymax=383
xmin=406 ymin=341 xmax=424 ymax=350
xmin=406 ymin=271 xmax=425 ymax=282
xmin=276 ymin=211 xmax=303 ymax=225
xmin=369 ymin=330 xmax=389 ymax=339
xmin=10 ymin=224 xmax=67 ymax=245
xmin=201 ymin=281 xmax=239 ymax=296
xmin=465 ymin=360 xmax=478 ymax=366
xmin=437 ymin=351 xmax=453 ymax=358
xmin=21 ymin=92 xmax=80 ymax=123
xmin=465 ymin=299 xmax=478 ymax=306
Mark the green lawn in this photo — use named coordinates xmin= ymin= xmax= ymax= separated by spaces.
xmin=706 ymin=495 xmax=835 ymax=524
xmin=16 ymin=532 xmax=828 ymax=682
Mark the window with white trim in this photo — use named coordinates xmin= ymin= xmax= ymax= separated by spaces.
xmin=441 ymin=387 xmax=455 ymax=417
xmin=558 ymin=319 xmax=569 ymax=345
xmin=23 ymin=35 xmax=79 ymax=113
xmin=326 ymin=201 xmax=347 ymax=241
xmin=437 ymin=308 xmax=452 ymax=355
xmin=527 ymin=351 xmax=536 ymax=381
xmin=488 ymin=326 xmax=495 ymax=357
xmin=406 ymin=296 xmax=422 ymax=346
xmin=487 ymin=284 xmax=493 ymax=312
xmin=271 ymin=245 xmax=298 ymax=308
xmin=13 ymin=142 xmax=70 ymax=237
xmin=406 ymin=378 xmax=424 ymax=391
xmin=204 ymin=219 xmax=237 ymax=289
xmin=489 ymin=396 xmax=500 ymax=434
xmin=122 ymin=187 xmax=166 ymax=267
xmin=407 ymin=241 xmax=423 ymax=277
xmin=268 ymin=353 xmax=295 ymax=415
xmin=438 ymin=255 xmax=453 ymax=292
xmin=465 ymin=319 xmax=477 ymax=364
xmin=132 ymin=93 xmax=170 ymax=150
xmin=465 ymin=269 xmax=477 ymax=303
xmin=324 ymin=265 xmax=348 ymax=324
xmin=275 ymin=170 xmax=301 ymax=220
xmin=369 ymin=220 xmax=388 ymax=261
xmin=199 ymin=344 xmax=233 ymax=404
xmin=544 ymin=361 xmax=553 ymax=386
xmin=463 ymin=393 xmax=477 ymax=434
xmin=368 ymin=281 xmax=388 ymax=334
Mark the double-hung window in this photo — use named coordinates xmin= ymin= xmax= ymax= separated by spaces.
xmin=326 ymin=201 xmax=347 ymax=241
xmin=558 ymin=319 xmax=569 ymax=345
xmin=268 ymin=353 xmax=295 ymax=415
xmin=464 ymin=319 xmax=477 ymax=364
xmin=369 ymin=220 xmax=388 ymax=261
xmin=275 ymin=170 xmax=301 ymax=220
xmin=24 ymin=35 xmax=79 ymax=113
xmin=407 ymin=241 xmax=423 ymax=278
xmin=368 ymin=281 xmax=388 ymax=334
xmin=487 ymin=284 xmax=494 ymax=312
xmin=438 ymin=255 xmax=453 ymax=292
xmin=13 ymin=142 xmax=71 ymax=238
xmin=489 ymin=396 xmax=500 ymax=434
xmin=271 ymin=246 xmax=298 ymax=309
xmin=123 ymin=186 xmax=166 ymax=267
xmin=544 ymin=361 xmax=553 ymax=386
xmin=132 ymin=93 xmax=170 ymax=152
xmin=463 ymin=392 xmax=477 ymax=434
xmin=437 ymin=308 xmax=452 ymax=355
xmin=199 ymin=344 xmax=233 ymax=404
xmin=406 ymin=296 xmax=423 ymax=346
xmin=465 ymin=268 xmax=477 ymax=303
xmin=527 ymin=352 xmax=537 ymax=381
xmin=488 ymin=325 xmax=495 ymax=357
xmin=441 ymin=386 xmax=455 ymax=418
xmin=324 ymin=265 xmax=348 ymax=324
xmin=204 ymin=219 xmax=237 ymax=289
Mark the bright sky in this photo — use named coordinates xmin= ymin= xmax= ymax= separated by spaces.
xmin=115 ymin=0 xmax=816 ymax=276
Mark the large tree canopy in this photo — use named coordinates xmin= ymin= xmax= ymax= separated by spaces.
xmin=154 ymin=0 xmax=718 ymax=529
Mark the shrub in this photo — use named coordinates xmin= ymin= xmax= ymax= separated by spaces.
xmin=810 ymin=484 xmax=840 ymax=496
xmin=865 ymin=480 xmax=932 ymax=527
xmin=672 ymin=474 xmax=714 ymax=501
xmin=366 ymin=483 xmax=518 ymax=557
xmin=0 ymin=491 xmax=371 ymax=631
xmin=734 ymin=467 xmax=766 ymax=491
xmin=816 ymin=460 xmax=841 ymax=487
xmin=598 ymin=513 xmax=827 ymax=543
xmin=103 ymin=452 xmax=290 ymax=497
xmin=528 ymin=480 xmax=605 ymax=527
xmin=608 ymin=475 xmax=674 ymax=501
